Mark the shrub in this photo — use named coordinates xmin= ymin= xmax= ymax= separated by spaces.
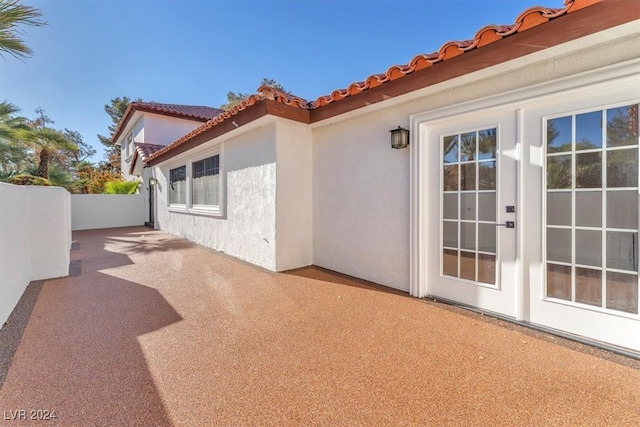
xmin=103 ymin=180 xmax=138 ymax=194
xmin=7 ymin=174 xmax=52 ymax=186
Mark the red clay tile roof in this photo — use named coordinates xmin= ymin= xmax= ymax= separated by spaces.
xmin=129 ymin=142 xmax=166 ymax=175
xmin=308 ymin=1 xmax=588 ymax=108
xmin=112 ymin=102 xmax=222 ymax=145
xmin=133 ymin=142 xmax=165 ymax=162
xmin=147 ymin=0 xmax=604 ymax=164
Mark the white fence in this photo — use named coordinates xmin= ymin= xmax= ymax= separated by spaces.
xmin=0 ymin=183 xmax=71 ymax=327
xmin=71 ymin=194 xmax=145 ymax=231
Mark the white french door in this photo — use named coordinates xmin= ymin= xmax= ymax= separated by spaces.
xmin=525 ymin=99 xmax=640 ymax=351
xmin=413 ymin=70 xmax=640 ymax=352
xmin=424 ymin=110 xmax=518 ymax=318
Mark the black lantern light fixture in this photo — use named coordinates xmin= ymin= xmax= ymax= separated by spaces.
xmin=389 ymin=126 xmax=410 ymax=149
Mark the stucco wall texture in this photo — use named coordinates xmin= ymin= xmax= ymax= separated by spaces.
xmin=0 ymin=183 xmax=70 ymax=327
xmin=311 ymin=29 xmax=640 ymax=292
xmin=155 ymin=124 xmax=278 ymax=270
xmin=71 ymin=194 xmax=146 ymax=231
xmin=149 ymin=27 xmax=640 ymax=293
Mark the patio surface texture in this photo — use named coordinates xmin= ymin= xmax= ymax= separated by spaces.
xmin=0 ymin=227 xmax=639 ymax=426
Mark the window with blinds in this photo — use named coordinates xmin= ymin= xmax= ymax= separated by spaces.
xmin=192 ymin=155 xmax=219 ymax=206
xmin=169 ymin=165 xmax=187 ymax=205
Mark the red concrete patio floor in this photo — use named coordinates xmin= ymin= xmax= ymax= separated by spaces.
xmin=0 ymin=227 xmax=638 ymax=426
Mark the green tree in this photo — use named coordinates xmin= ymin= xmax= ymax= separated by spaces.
xmin=220 ymin=78 xmax=289 ymax=111
xmin=0 ymin=0 xmax=45 ymax=59
xmin=0 ymin=100 xmax=31 ymax=174
xmin=97 ymin=96 xmax=139 ymax=174
xmin=25 ymin=108 xmax=76 ymax=179
xmin=29 ymin=127 xmax=76 ymax=179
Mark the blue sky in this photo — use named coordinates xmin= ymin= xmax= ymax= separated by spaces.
xmin=1 ymin=0 xmax=555 ymax=163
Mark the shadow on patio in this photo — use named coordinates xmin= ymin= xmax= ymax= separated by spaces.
xmin=0 ymin=226 xmax=639 ymax=426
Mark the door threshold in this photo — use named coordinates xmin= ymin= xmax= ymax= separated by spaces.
xmin=426 ymin=295 xmax=640 ymax=361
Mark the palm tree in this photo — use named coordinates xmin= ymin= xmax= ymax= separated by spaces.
xmin=0 ymin=0 xmax=45 ymax=59
xmin=26 ymin=126 xmax=76 ymax=179
xmin=0 ymin=100 xmax=30 ymax=173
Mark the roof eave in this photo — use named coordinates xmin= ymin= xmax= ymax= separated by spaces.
xmin=111 ymin=105 xmax=215 ymax=145
xmin=310 ymin=0 xmax=637 ymax=123
xmin=147 ymin=100 xmax=310 ymax=166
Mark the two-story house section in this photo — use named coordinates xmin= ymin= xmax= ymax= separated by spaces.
xmin=112 ymin=102 xmax=221 ymax=227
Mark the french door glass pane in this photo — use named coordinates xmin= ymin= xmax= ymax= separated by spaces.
xmin=443 ymin=222 xmax=458 ymax=248
xmin=461 ymin=164 xmax=476 ymax=190
xmin=575 ymin=152 xmax=601 ymax=188
xmin=607 ymin=191 xmax=638 ymax=229
xmin=443 ymin=165 xmax=458 ymax=191
xmin=478 ymin=129 xmax=496 ymax=160
xmin=443 ymin=249 xmax=458 ymax=277
xmin=547 ymin=228 xmax=571 ymax=264
xmin=576 ymin=111 xmax=603 ymax=150
xmin=547 ymin=192 xmax=572 ymax=226
xmin=443 ymin=194 xmax=458 ymax=219
xmin=575 ymin=268 xmax=602 ymax=307
xmin=479 ymin=161 xmax=496 ymax=190
xmin=547 ymin=155 xmax=572 ymax=189
xmin=478 ymin=193 xmax=496 ymax=221
xmin=545 ymin=104 xmax=639 ymax=314
xmin=606 ymin=272 xmax=639 ymax=313
xmin=547 ymin=264 xmax=572 ymax=301
xmin=441 ymin=128 xmax=497 ymax=285
xmin=607 ymin=148 xmax=638 ymax=187
xmin=460 ymin=193 xmax=476 ymax=220
xmin=575 ymin=191 xmax=601 ymax=227
xmin=478 ymin=254 xmax=496 ymax=284
xmin=547 ymin=116 xmax=572 ymax=153
xmin=575 ymin=230 xmax=601 ymax=267
xmin=460 ymin=251 xmax=475 ymax=281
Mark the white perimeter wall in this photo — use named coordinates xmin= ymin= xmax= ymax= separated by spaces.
xmin=0 ymin=183 xmax=71 ymax=327
xmin=71 ymin=194 xmax=145 ymax=231
xmin=155 ymin=123 xmax=277 ymax=270
xmin=275 ymin=120 xmax=313 ymax=271
xmin=312 ymin=27 xmax=640 ymax=293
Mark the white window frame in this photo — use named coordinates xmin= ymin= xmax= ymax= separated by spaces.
xmin=189 ymin=153 xmax=221 ymax=212
xmin=123 ymin=132 xmax=133 ymax=159
xmin=165 ymin=144 xmax=224 ymax=217
xmin=168 ymin=165 xmax=187 ymax=207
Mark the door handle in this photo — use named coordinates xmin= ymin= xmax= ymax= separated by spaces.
xmin=496 ymin=221 xmax=515 ymax=228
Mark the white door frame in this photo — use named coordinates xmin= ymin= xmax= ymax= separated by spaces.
xmin=409 ymin=59 xmax=640 ymax=351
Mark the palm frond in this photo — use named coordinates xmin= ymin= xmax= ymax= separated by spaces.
xmin=0 ymin=0 xmax=45 ymax=59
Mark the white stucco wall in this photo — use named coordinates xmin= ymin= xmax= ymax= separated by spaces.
xmin=121 ymin=114 xmax=205 ymax=181
xmin=131 ymin=117 xmax=144 ymax=142
xmin=0 ymin=183 xmax=71 ymax=328
xmin=312 ymin=26 xmax=640 ymax=293
xmin=275 ymin=120 xmax=313 ymax=271
xmin=155 ymin=123 xmax=277 ymax=270
xmin=313 ymin=109 xmax=411 ymax=291
xmin=71 ymin=194 xmax=145 ymax=231
xmin=143 ymin=114 xmax=205 ymax=146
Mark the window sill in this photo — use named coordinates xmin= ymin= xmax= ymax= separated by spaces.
xmin=167 ymin=206 xmax=223 ymax=218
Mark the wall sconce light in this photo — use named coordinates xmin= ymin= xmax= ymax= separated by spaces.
xmin=389 ymin=126 xmax=409 ymax=149
xmin=149 ymin=178 xmax=157 ymax=185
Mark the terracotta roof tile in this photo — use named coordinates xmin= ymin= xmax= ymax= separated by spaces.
xmin=147 ymin=0 xmax=604 ymax=164
xmin=130 ymin=102 xmax=222 ymax=121
xmin=133 ymin=142 xmax=165 ymax=163
xmin=305 ymin=1 xmax=591 ymax=109
xmin=112 ymin=102 xmax=222 ymax=145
